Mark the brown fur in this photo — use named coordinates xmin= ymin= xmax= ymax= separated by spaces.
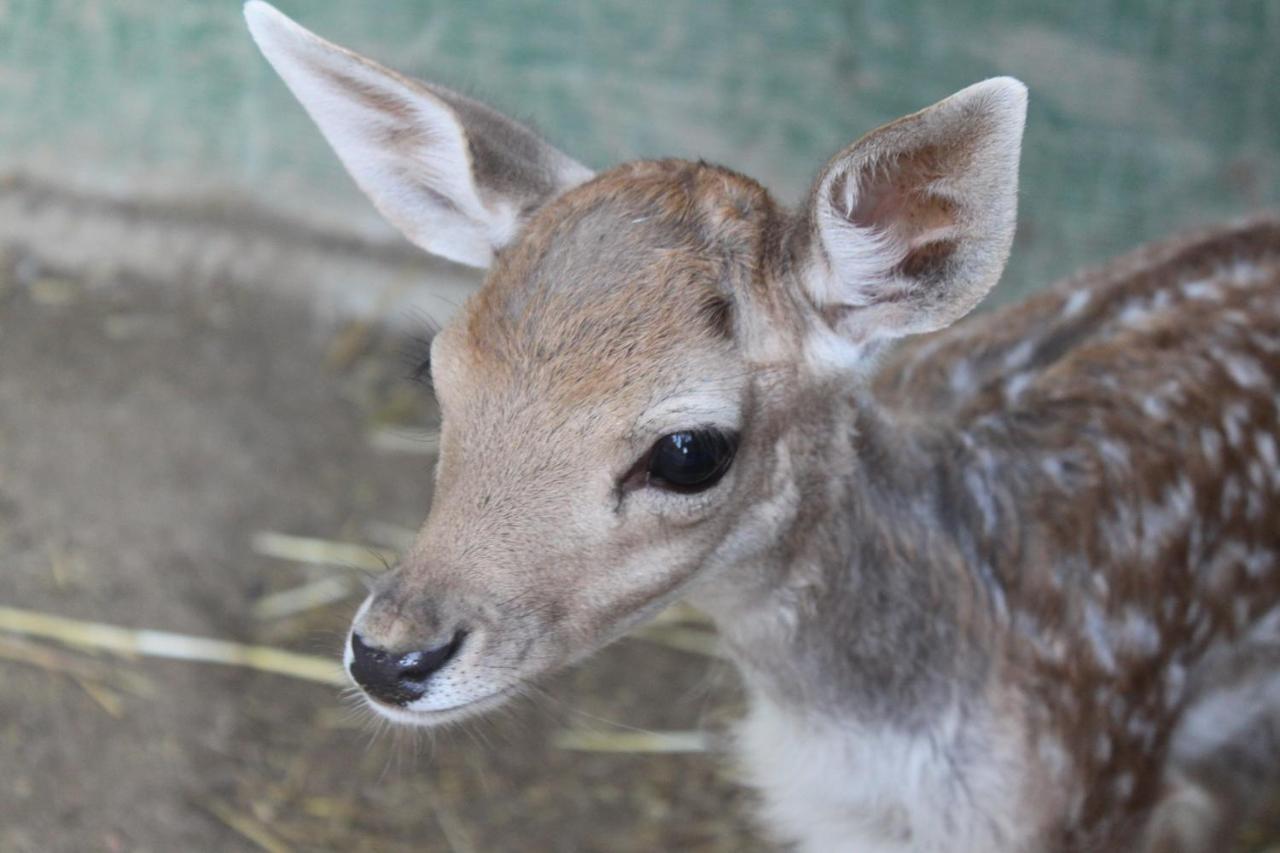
xmin=875 ymin=219 xmax=1280 ymax=846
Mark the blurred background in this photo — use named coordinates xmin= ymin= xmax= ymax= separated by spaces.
xmin=1 ymin=1 xmax=1277 ymax=851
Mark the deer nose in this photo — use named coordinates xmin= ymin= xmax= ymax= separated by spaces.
xmin=347 ymin=631 xmax=464 ymax=706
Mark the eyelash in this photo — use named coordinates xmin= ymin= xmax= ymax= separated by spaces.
xmin=403 ymin=327 xmax=439 ymax=389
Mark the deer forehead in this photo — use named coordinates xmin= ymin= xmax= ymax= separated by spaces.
xmin=437 ymin=161 xmax=779 ymax=410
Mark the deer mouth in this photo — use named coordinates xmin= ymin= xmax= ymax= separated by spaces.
xmin=357 ymin=681 xmax=523 ymax=727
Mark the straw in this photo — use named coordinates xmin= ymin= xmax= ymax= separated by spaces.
xmin=206 ymin=800 xmax=293 ymax=853
xmin=252 ymin=576 xmax=356 ymax=620
xmin=0 ymin=606 xmax=346 ymax=687
xmin=251 ymin=531 xmax=396 ymax=572
xmin=553 ymin=728 xmax=712 ymax=753
xmin=627 ymin=622 xmax=722 ymax=658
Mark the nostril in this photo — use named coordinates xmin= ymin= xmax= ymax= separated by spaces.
xmin=349 ymin=632 xmax=386 ymax=670
xmin=397 ymin=630 xmax=466 ymax=683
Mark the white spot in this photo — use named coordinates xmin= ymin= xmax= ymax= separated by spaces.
xmin=1126 ymin=715 xmax=1158 ymax=747
xmin=1254 ymin=333 xmax=1280 ymax=355
xmin=1191 ymin=612 xmax=1214 ymax=645
xmin=1156 ymin=379 xmax=1185 ymax=406
xmin=1083 ymin=600 xmax=1117 ymax=672
xmin=1245 ymin=549 xmax=1276 ymax=579
xmin=1098 ymin=439 xmax=1130 ymax=470
xmin=1114 ymin=773 xmax=1136 ymax=799
xmin=1257 ymin=432 xmax=1279 ymax=487
xmin=1005 ymin=372 xmax=1034 ymax=400
xmin=1023 ymin=623 xmax=1067 ymax=663
xmin=1140 ymin=477 xmax=1194 ymax=560
xmin=1249 ymin=606 xmax=1280 ymax=643
xmin=1118 ymin=302 xmax=1150 ymax=327
xmin=1223 ymin=403 xmax=1249 ymax=448
xmin=1248 ymin=460 xmax=1267 ymax=490
xmin=1221 ymin=476 xmax=1242 ymax=516
xmin=950 ymin=360 xmax=976 ymax=394
xmin=1142 ymin=395 xmax=1169 ymax=420
xmin=1164 ymin=663 xmax=1188 ymax=708
xmin=1173 ymin=673 xmax=1280 ymax=763
xmin=1246 ymin=489 xmax=1266 ymax=521
xmin=1041 ymin=456 xmax=1067 ymax=483
xmin=1199 ymin=428 xmax=1223 ymax=464
xmin=1185 ymin=600 xmax=1204 ymax=629
xmin=1203 ymin=540 xmax=1249 ymax=591
xmin=1003 ymin=339 xmax=1036 ymax=370
xmin=1225 ymin=354 xmax=1267 ymax=389
xmin=1119 ymin=607 xmax=1162 ymax=657
xmin=1093 ymin=733 xmax=1112 ymax=762
xmin=965 ymin=468 xmax=998 ymax=535
xmin=1062 ymin=289 xmax=1091 ymax=318
xmin=1181 ymin=279 xmax=1221 ymax=301
xmin=1225 ymin=259 xmax=1267 ymax=287
xmin=1101 ymin=499 xmax=1138 ymax=559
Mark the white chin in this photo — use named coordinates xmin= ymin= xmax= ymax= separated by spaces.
xmin=360 ymin=687 xmax=516 ymax=727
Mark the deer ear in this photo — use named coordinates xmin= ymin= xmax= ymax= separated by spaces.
xmin=245 ymin=1 xmax=593 ymax=268
xmin=797 ymin=78 xmax=1026 ymax=344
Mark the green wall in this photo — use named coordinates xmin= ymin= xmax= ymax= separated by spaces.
xmin=2 ymin=0 xmax=1276 ymax=299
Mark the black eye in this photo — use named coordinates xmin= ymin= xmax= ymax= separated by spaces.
xmin=646 ymin=429 xmax=738 ymax=493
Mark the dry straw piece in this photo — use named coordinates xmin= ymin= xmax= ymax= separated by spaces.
xmin=252 ymin=576 xmax=357 ymax=621
xmin=251 ymin=531 xmax=397 ymax=572
xmin=553 ymin=728 xmax=713 ymax=753
xmin=0 ymin=606 xmax=346 ymax=686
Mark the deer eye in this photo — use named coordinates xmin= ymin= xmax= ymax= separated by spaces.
xmin=646 ymin=429 xmax=738 ymax=493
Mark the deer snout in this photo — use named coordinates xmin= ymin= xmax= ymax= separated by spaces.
xmin=343 ymin=567 xmax=563 ymax=722
xmin=346 ymin=630 xmax=466 ymax=706
xmin=344 ymin=577 xmax=476 ymax=710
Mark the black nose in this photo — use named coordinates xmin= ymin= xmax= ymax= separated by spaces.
xmin=348 ymin=631 xmax=465 ymax=706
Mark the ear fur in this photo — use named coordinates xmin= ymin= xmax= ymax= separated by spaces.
xmin=245 ymin=1 xmax=593 ymax=267
xmin=799 ymin=78 xmax=1027 ymax=343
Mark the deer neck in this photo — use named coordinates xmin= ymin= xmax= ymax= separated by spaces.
xmin=689 ymin=383 xmax=998 ymax=726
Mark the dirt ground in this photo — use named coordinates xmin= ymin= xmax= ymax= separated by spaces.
xmin=0 ymin=256 xmax=764 ymax=853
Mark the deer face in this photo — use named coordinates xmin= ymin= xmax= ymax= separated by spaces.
xmin=358 ymin=166 xmax=791 ymax=722
xmin=246 ymin=2 xmax=1024 ymax=724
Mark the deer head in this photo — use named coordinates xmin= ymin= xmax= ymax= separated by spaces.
xmin=246 ymin=1 xmax=1025 ymax=725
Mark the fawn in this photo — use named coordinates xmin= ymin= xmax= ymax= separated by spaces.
xmin=247 ymin=4 xmax=1280 ymax=850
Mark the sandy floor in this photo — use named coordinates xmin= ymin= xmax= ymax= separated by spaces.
xmin=0 ymin=258 xmax=762 ymax=853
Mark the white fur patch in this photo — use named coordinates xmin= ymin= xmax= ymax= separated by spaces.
xmin=802 ymin=322 xmax=878 ymax=375
xmin=737 ymin=698 xmax=1040 ymax=853
xmin=1181 ymin=280 xmax=1221 ymax=301
xmin=1172 ymin=671 xmax=1280 ymax=763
